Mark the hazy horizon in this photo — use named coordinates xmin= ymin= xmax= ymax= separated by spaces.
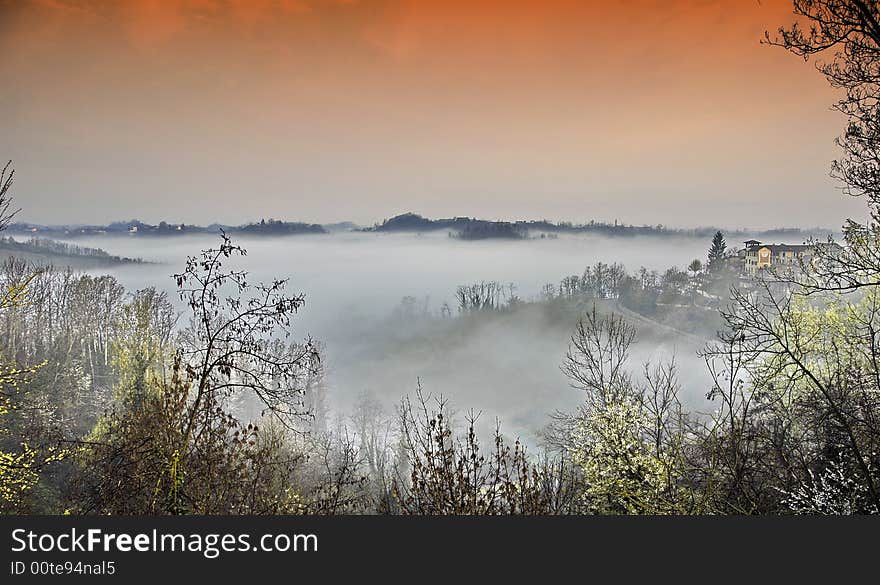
xmin=2 ymin=0 xmax=868 ymax=228
xmin=7 ymin=209 xmax=853 ymax=234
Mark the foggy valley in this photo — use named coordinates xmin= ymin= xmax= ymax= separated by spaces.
xmin=5 ymin=0 xmax=880 ymax=524
xmin=21 ymin=228 xmax=743 ymax=441
xmin=3 ymin=214 xmax=846 ymax=437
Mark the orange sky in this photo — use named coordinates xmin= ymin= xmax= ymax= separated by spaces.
xmin=0 ymin=0 xmax=865 ymax=228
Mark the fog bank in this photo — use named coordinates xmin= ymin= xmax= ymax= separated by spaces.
xmin=53 ymin=230 xmax=718 ymax=441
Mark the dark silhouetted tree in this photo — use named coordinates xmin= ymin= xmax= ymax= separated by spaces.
xmin=0 ymin=161 xmax=21 ymax=232
xmin=174 ymin=233 xmax=320 ymax=456
xmin=708 ymin=231 xmax=727 ymax=271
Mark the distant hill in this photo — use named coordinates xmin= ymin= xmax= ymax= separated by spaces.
xmin=373 ymin=212 xmax=451 ymax=232
xmin=236 ymin=219 xmax=326 ymax=236
xmin=322 ymin=221 xmax=360 ymax=232
xmin=9 ymin=220 xmax=210 ymax=238
xmin=370 ymin=213 xmax=526 ymax=240
xmin=456 ymin=221 xmax=526 ymax=240
xmin=0 ymin=237 xmax=144 ymax=268
xmin=9 ymin=213 xmax=836 ymax=243
xmin=9 ymin=218 xmax=327 ymax=238
xmin=368 ymin=212 xmax=836 ymax=242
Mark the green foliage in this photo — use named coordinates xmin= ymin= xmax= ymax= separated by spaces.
xmin=571 ymin=398 xmax=681 ymax=514
xmin=0 ymin=265 xmax=71 ymax=513
xmin=110 ymin=287 xmax=174 ymax=403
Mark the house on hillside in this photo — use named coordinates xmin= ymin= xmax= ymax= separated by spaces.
xmin=741 ymin=240 xmax=841 ymax=275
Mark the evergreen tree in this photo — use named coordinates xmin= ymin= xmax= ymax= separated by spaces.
xmin=707 ymin=231 xmax=727 ymax=270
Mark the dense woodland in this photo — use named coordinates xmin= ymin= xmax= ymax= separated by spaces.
xmin=3 ymin=1 xmax=880 ymax=515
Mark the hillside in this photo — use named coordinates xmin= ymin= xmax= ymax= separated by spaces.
xmin=0 ymin=237 xmax=144 ymax=268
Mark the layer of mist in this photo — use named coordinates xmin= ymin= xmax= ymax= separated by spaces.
xmin=42 ymin=230 xmax=719 ymax=443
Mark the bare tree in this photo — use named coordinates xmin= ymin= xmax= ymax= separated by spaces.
xmin=0 ymin=161 xmax=21 ymax=232
xmin=561 ymin=305 xmax=636 ymax=408
xmin=768 ymin=2 xmax=880 ymax=292
xmin=391 ymin=385 xmax=582 ymax=515
xmin=173 ymin=233 xmax=319 ymax=460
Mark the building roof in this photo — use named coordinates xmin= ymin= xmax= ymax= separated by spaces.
xmin=762 ymin=244 xmax=811 ymax=253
